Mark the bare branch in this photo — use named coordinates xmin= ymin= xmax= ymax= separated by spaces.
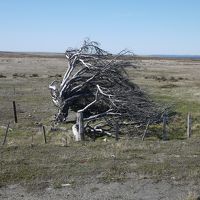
xmin=49 ymin=39 xmax=163 ymax=137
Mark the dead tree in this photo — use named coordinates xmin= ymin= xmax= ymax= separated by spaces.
xmin=49 ymin=40 xmax=162 ymax=138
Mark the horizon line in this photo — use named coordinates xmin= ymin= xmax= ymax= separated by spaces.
xmin=0 ymin=50 xmax=200 ymax=57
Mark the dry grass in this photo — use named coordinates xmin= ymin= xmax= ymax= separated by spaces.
xmin=1 ymin=137 xmax=200 ymax=190
xmin=0 ymin=55 xmax=200 ymax=195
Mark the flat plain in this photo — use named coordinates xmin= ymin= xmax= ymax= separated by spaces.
xmin=0 ymin=52 xmax=200 ymax=200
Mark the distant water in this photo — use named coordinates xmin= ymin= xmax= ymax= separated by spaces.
xmin=149 ymin=55 xmax=200 ymax=59
xmin=1 ymin=51 xmax=200 ymax=60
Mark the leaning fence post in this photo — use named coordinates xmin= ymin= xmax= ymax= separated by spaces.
xmin=187 ymin=113 xmax=192 ymax=138
xmin=42 ymin=125 xmax=47 ymax=144
xmin=162 ymin=112 xmax=167 ymax=140
xmin=12 ymin=101 xmax=18 ymax=123
xmin=92 ymin=130 xmax=96 ymax=142
xmin=2 ymin=122 xmax=10 ymax=145
xmin=142 ymin=120 xmax=150 ymax=141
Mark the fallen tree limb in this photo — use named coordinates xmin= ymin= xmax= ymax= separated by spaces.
xmin=49 ymin=40 xmax=163 ymax=138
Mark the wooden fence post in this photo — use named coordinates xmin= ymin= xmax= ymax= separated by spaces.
xmin=2 ymin=122 xmax=10 ymax=145
xmin=187 ymin=113 xmax=192 ymax=138
xmin=76 ymin=111 xmax=84 ymax=141
xmin=42 ymin=125 xmax=47 ymax=144
xmin=142 ymin=120 xmax=150 ymax=141
xmin=13 ymin=101 xmax=18 ymax=123
xmin=92 ymin=130 xmax=96 ymax=142
xmin=163 ymin=112 xmax=167 ymax=140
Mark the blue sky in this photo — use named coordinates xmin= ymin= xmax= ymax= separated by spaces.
xmin=0 ymin=0 xmax=200 ymax=55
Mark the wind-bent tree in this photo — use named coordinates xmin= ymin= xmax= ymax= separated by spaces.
xmin=49 ymin=40 xmax=162 ymax=139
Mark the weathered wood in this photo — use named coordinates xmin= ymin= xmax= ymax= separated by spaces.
xmin=72 ymin=124 xmax=79 ymax=141
xmin=42 ymin=125 xmax=47 ymax=144
xmin=162 ymin=112 xmax=167 ymax=140
xmin=2 ymin=122 xmax=10 ymax=145
xmin=73 ymin=111 xmax=84 ymax=141
xmin=142 ymin=120 xmax=150 ymax=141
xmin=187 ymin=113 xmax=192 ymax=138
xmin=13 ymin=101 xmax=18 ymax=123
xmin=92 ymin=130 xmax=96 ymax=142
xmin=78 ymin=111 xmax=84 ymax=141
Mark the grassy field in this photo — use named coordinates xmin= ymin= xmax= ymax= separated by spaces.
xmin=0 ymin=54 xmax=200 ymax=199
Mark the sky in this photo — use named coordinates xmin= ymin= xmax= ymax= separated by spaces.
xmin=0 ymin=0 xmax=200 ymax=55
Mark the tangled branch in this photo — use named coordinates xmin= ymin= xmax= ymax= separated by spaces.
xmin=49 ymin=40 xmax=162 ymax=137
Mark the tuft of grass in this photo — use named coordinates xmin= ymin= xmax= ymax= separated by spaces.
xmin=29 ymin=73 xmax=39 ymax=77
xmin=160 ymin=83 xmax=178 ymax=88
xmin=98 ymin=166 xmax=127 ymax=183
xmin=13 ymin=73 xmax=26 ymax=78
xmin=0 ymin=73 xmax=6 ymax=78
